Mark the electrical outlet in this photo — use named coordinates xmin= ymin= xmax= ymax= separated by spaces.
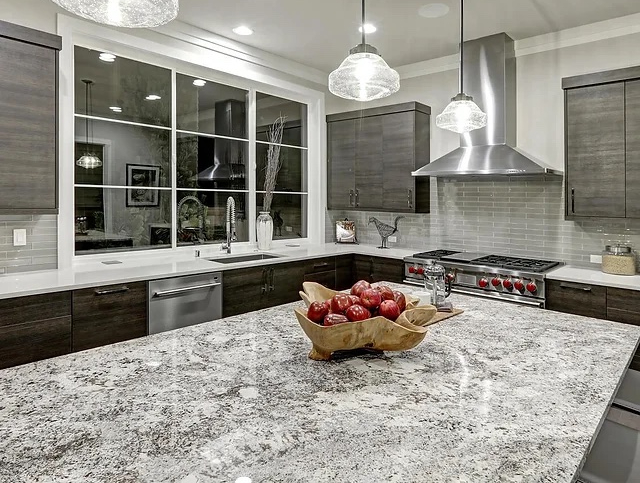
xmin=13 ymin=229 xmax=26 ymax=246
xmin=388 ymin=236 xmax=397 ymax=243
xmin=590 ymin=254 xmax=602 ymax=264
xmin=285 ymin=226 xmax=293 ymax=232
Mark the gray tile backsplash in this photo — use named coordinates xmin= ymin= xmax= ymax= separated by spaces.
xmin=0 ymin=215 xmax=57 ymax=274
xmin=327 ymin=177 xmax=640 ymax=269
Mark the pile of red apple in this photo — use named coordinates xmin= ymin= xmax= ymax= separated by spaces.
xmin=306 ymin=280 xmax=408 ymax=326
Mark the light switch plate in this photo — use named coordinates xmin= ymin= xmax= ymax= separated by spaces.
xmin=388 ymin=236 xmax=397 ymax=243
xmin=13 ymin=229 xmax=27 ymax=246
xmin=590 ymin=254 xmax=603 ymax=264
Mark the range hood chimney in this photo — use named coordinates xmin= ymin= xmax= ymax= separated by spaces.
xmin=413 ymin=33 xmax=561 ymax=177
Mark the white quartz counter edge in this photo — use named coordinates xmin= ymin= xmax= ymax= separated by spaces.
xmin=0 ymin=244 xmax=422 ymax=300
xmin=547 ymin=265 xmax=640 ymax=292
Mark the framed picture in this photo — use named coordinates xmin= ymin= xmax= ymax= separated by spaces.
xmin=126 ymin=164 xmax=160 ymax=207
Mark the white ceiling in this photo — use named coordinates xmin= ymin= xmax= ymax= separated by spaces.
xmin=177 ymin=0 xmax=640 ymax=72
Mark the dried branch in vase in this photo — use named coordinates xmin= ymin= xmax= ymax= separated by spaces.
xmin=262 ymin=115 xmax=286 ymax=213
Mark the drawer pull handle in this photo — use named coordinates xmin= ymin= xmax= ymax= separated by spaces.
xmin=559 ymin=282 xmax=592 ymax=292
xmin=153 ymin=282 xmax=221 ymax=298
xmin=95 ymin=287 xmax=129 ymax=296
xmin=313 ymin=263 xmax=330 ymax=269
xmin=571 ymin=188 xmax=575 ymax=214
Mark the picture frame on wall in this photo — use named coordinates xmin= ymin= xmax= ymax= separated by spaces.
xmin=126 ymin=164 xmax=160 ymax=207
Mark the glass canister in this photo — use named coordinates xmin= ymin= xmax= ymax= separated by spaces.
xmin=423 ymin=262 xmax=451 ymax=307
xmin=602 ymin=244 xmax=636 ymax=276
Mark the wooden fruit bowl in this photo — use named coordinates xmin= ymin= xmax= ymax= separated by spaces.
xmin=295 ymin=282 xmax=438 ymax=361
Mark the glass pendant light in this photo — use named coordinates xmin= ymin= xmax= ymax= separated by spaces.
xmin=328 ymin=0 xmax=399 ymax=101
xmin=51 ymin=0 xmax=178 ymax=28
xmin=436 ymin=0 xmax=487 ymax=133
xmin=76 ymin=79 xmax=103 ymax=170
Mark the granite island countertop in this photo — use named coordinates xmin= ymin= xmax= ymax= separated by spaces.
xmin=1 ymin=284 xmax=639 ymax=483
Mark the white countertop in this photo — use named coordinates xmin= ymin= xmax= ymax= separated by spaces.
xmin=547 ymin=265 xmax=640 ymax=292
xmin=0 ymin=244 xmax=422 ymax=300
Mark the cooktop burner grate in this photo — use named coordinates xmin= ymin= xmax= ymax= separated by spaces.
xmin=412 ymin=249 xmax=461 ymax=259
xmin=472 ymin=255 xmax=560 ymax=273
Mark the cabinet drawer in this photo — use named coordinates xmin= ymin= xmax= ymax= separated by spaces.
xmin=72 ymin=281 xmax=147 ymax=352
xmin=304 ymin=270 xmax=336 ymax=289
xmin=0 ymin=316 xmax=71 ymax=369
xmin=304 ymin=257 xmax=335 ymax=274
xmin=607 ymin=288 xmax=640 ymax=325
xmin=546 ymin=280 xmax=607 ymax=319
xmin=0 ymin=292 xmax=70 ymax=328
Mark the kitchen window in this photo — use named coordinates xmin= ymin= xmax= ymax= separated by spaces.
xmin=72 ymin=46 xmax=310 ymax=255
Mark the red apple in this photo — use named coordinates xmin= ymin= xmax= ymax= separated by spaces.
xmin=307 ymin=301 xmax=329 ymax=324
xmin=360 ymin=288 xmax=382 ymax=310
xmin=324 ymin=313 xmax=350 ymax=326
xmin=323 ymin=300 xmax=331 ymax=312
xmin=379 ymin=300 xmax=401 ymax=321
xmin=393 ymin=291 xmax=407 ymax=312
xmin=375 ymin=285 xmax=395 ymax=301
xmin=351 ymin=280 xmax=371 ymax=297
xmin=331 ymin=293 xmax=353 ymax=314
xmin=345 ymin=304 xmax=371 ymax=322
xmin=348 ymin=295 xmax=361 ymax=306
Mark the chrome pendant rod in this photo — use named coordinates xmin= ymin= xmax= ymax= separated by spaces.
xmin=361 ymin=0 xmax=366 ymax=45
xmin=459 ymin=0 xmax=464 ymax=94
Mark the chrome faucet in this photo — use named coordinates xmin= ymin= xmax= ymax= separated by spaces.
xmin=221 ymin=196 xmax=237 ymax=253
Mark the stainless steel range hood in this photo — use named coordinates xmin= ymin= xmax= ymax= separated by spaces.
xmin=413 ymin=33 xmax=562 ymax=177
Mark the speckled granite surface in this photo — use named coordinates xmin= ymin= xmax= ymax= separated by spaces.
xmin=1 ymin=284 xmax=639 ymax=483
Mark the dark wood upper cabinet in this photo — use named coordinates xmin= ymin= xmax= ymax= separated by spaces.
xmin=563 ymin=66 xmax=640 ymax=220
xmin=626 ymin=80 xmax=640 ymax=218
xmin=0 ymin=20 xmax=61 ymax=214
xmin=327 ymin=102 xmax=431 ymax=213
xmin=565 ymin=83 xmax=626 ymax=218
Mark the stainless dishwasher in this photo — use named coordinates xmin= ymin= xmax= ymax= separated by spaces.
xmin=148 ymin=272 xmax=222 ymax=334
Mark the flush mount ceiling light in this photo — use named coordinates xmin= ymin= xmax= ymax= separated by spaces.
xmin=99 ymin=52 xmax=116 ymax=62
xmin=435 ymin=0 xmax=487 ymax=133
xmin=232 ymin=25 xmax=253 ymax=36
xmin=358 ymin=23 xmax=376 ymax=34
xmin=192 ymin=79 xmax=207 ymax=87
xmin=145 ymin=94 xmax=161 ymax=101
xmin=419 ymin=3 xmax=450 ymax=18
xmin=51 ymin=0 xmax=178 ymax=28
xmin=76 ymin=79 xmax=103 ymax=170
xmin=329 ymin=0 xmax=399 ymax=102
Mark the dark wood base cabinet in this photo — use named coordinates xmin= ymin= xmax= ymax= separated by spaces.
xmin=0 ymin=292 xmax=71 ymax=369
xmin=546 ymin=281 xmax=640 ymax=369
xmin=72 ymin=282 xmax=147 ymax=352
xmin=353 ymin=255 xmax=405 ymax=284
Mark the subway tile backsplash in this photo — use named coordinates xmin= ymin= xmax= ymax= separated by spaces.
xmin=0 ymin=215 xmax=57 ymax=274
xmin=327 ymin=177 xmax=640 ymax=269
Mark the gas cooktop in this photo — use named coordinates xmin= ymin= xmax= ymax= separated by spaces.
xmin=408 ymin=250 xmax=560 ymax=274
xmin=411 ymin=249 xmax=460 ymax=259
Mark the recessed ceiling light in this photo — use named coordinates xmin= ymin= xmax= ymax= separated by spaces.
xmin=193 ymin=79 xmax=207 ymax=87
xmin=419 ymin=3 xmax=450 ymax=18
xmin=358 ymin=23 xmax=377 ymax=34
xmin=232 ymin=25 xmax=253 ymax=36
xmin=145 ymin=94 xmax=161 ymax=101
xmin=99 ymin=52 xmax=116 ymax=62
xmin=109 ymin=106 xmax=122 ymax=112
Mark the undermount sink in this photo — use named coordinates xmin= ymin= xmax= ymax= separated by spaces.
xmin=205 ymin=253 xmax=282 ymax=264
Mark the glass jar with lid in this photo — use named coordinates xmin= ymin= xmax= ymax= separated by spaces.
xmin=602 ymin=244 xmax=636 ymax=276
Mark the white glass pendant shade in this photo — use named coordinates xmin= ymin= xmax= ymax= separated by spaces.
xmin=76 ymin=153 xmax=103 ymax=169
xmin=51 ymin=0 xmax=179 ymax=28
xmin=436 ymin=94 xmax=488 ymax=134
xmin=329 ymin=47 xmax=400 ymax=102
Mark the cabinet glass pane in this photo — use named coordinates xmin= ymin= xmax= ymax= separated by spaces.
xmin=75 ymin=187 xmax=172 ymax=254
xmin=256 ymin=193 xmax=307 ymax=239
xmin=74 ymin=46 xmax=171 ymax=127
xmin=176 ymin=74 xmax=248 ymax=137
xmin=176 ymin=133 xmax=248 ymax=190
xmin=256 ymin=93 xmax=307 ymax=147
xmin=177 ymin=191 xmax=249 ymax=245
xmin=256 ymin=144 xmax=307 ymax=193
xmin=75 ymin=118 xmax=171 ymax=187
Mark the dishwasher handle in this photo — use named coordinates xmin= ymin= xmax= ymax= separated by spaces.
xmin=152 ymin=282 xmax=221 ymax=298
